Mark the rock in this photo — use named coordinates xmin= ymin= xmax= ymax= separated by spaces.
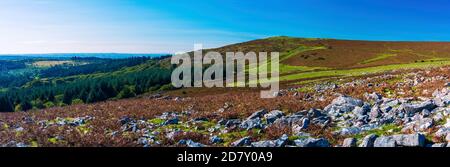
xmin=375 ymin=133 xmax=425 ymax=147
xmin=231 ymin=137 xmax=252 ymax=147
xmin=337 ymin=127 xmax=361 ymax=136
xmin=186 ymin=140 xmax=205 ymax=147
xmin=224 ymin=119 xmax=241 ymax=128
xmin=251 ymin=134 xmax=289 ymax=147
xmin=374 ymin=136 xmax=397 ymax=147
xmin=14 ymin=127 xmax=24 ymax=132
xmin=359 ymin=134 xmax=378 ymax=147
xmin=276 ymin=134 xmax=289 ymax=147
xmin=251 ymin=140 xmax=277 ymax=147
xmin=353 ymin=104 xmax=370 ymax=116
xmin=239 ymin=118 xmax=263 ymax=130
xmin=163 ymin=118 xmax=179 ymax=125
xmin=307 ymin=108 xmax=323 ymax=118
xmin=342 ymin=138 xmax=357 ymax=147
xmin=400 ymin=100 xmax=437 ymax=116
xmin=432 ymin=112 xmax=444 ymax=122
xmin=365 ymin=92 xmax=382 ymax=101
xmin=392 ymin=133 xmax=426 ymax=147
xmin=435 ymin=127 xmax=450 ymax=138
xmin=293 ymin=137 xmax=330 ymax=147
xmin=264 ymin=110 xmax=284 ymax=124
xmin=210 ymin=136 xmax=223 ymax=144
xmin=402 ymin=117 xmax=434 ymax=132
xmin=325 ymin=95 xmax=364 ymax=114
xmin=369 ymin=105 xmax=382 ymax=119
xmin=332 ymin=95 xmax=364 ymax=107
xmin=119 ymin=116 xmax=133 ymax=125
xmin=273 ymin=115 xmax=304 ymax=126
xmin=301 ymin=118 xmax=310 ymax=129
xmin=247 ymin=109 xmax=268 ymax=120
xmin=431 ymin=143 xmax=447 ymax=147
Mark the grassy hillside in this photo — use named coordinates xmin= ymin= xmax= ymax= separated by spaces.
xmin=201 ymin=36 xmax=450 ymax=83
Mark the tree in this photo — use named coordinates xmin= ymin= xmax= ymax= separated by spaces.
xmin=0 ymin=95 xmax=14 ymax=112
xmin=62 ymin=89 xmax=73 ymax=105
xmin=118 ymin=86 xmax=136 ymax=99
xmin=20 ymin=100 xmax=33 ymax=111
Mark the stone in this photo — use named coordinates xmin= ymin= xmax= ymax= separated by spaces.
xmin=251 ymin=140 xmax=277 ymax=147
xmin=210 ymin=136 xmax=223 ymax=144
xmin=359 ymin=134 xmax=378 ymax=147
xmin=342 ymin=138 xmax=357 ymax=147
xmin=293 ymin=137 xmax=330 ymax=147
xmin=337 ymin=127 xmax=361 ymax=136
xmin=392 ymin=133 xmax=426 ymax=147
xmin=402 ymin=118 xmax=434 ymax=132
xmin=307 ymin=108 xmax=323 ymax=118
xmin=369 ymin=105 xmax=382 ymax=119
xmin=186 ymin=140 xmax=205 ymax=147
xmin=119 ymin=116 xmax=133 ymax=125
xmin=325 ymin=95 xmax=364 ymax=114
xmin=431 ymin=143 xmax=447 ymax=147
xmin=239 ymin=118 xmax=263 ymax=130
xmin=365 ymin=92 xmax=382 ymax=101
xmin=231 ymin=137 xmax=252 ymax=147
xmin=224 ymin=119 xmax=241 ymax=128
xmin=276 ymin=134 xmax=289 ymax=147
xmin=247 ymin=109 xmax=268 ymax=120
xmin=374 ymin=136 xmax=397 ymax=147
xmin=400 ymin=100 xmax=437 ymax=116
xmin=163 ymin=117 xmax=179 ymax=125
xmin=264 ymin=110 xmax=284 ymax=124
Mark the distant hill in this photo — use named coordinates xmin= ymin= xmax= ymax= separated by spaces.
xmin=0 ymin=53 xmax=169 ymax=60
xmin=203 ymin=36 xmax=450 ymax=69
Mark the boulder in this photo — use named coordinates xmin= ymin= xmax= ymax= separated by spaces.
xmin=186 ymin=140 xmax=205 ymax=147
xmin=247 ymin=109 xmax=268 ymax=120
xmin=399 ymin=100 xmax=437 ymax=116
xmin=342 ymin=138 xmax=357 ymax=147
xmin=210 ymin=136 xmax=223 ymax=144
xmin=359 ymin=134 xmax=378 ymax=147
xmin=375 ymin=133 xmax=425 ymax=147
xmin=231 ymin=137 xmax=252 ymax=147
xmin=293 ymin=137 xmax=330 ymax=147
xmin=325 ymin=95 xmax=364 ymax=114
xmin=239 ymin=117 xmax=263 ymax=130
xmin=264 ymin=110 xmax=284 ymax=124
xmin=374 ymin=136 xmax=397 ymax=147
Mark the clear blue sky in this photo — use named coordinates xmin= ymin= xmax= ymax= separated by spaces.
xmin=1 ymin=0 xmax=450 ymax=54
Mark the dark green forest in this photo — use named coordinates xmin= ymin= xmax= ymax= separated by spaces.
xmin=0 ymin=56 xmax=173 ymax=112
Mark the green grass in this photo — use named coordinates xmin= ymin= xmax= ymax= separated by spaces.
xmin=360 ymin=53 xmax=398 ymax=64
xmin=281 ymin=60 xmax=450 ymax=81
xmin=351 ymin=124 xmax=402 ymax=141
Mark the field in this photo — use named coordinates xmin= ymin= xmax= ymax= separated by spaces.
xmin=32 ymin=60 xmax=76 ymax=67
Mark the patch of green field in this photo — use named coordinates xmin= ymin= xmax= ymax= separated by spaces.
xmin=280 ymin=45 xmax=327 ymax=62
xmin=360 ymin=53 xmax=398 ymax=64
xmin=281 ymin=60 xmax=450 ymax=82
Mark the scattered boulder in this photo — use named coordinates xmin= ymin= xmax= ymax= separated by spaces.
xmin=264 ymin=110 xmax=284 ymax=124
xmin=374 ymin=133 xmax=425 ymax=147
xmin=359 ymin=134 xmax=378 ymax=147
xmin=231 ymin=137 xmax=252 ymax=147
xmin=210 ymin=136 xmax=223 ymax=144
xmin=293 ymin=137 xmax=330 ymax=147
xmin=342 ymin=138 xmax=357 ymax=147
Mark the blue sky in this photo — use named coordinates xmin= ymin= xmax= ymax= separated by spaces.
xmin=1 ymin=0 xmax=450 ymax=54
